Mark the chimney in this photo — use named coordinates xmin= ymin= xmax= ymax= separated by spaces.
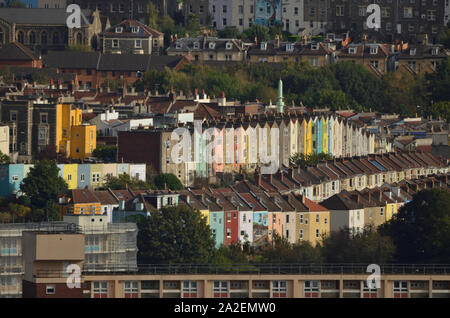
xmin=269 ymin=173 xmax=273 ymax=184
xmin=301 ymin=195 xmax=305 ymax=204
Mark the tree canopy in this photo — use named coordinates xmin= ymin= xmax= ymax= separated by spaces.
xmin=153 ymin=173 xmax=184 ymax=190
xmin=20 ymin=161 xmax=67 ymax=220
xmin=130 ymin=205 xmax=216 ymax=264
xmin=380 ymin=189 xmax=450 ymax=263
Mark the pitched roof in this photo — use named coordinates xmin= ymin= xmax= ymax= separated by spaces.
xmin=0 ymin=8 xmax=93 ymax=25
xmin=321 ymin=191 xmax=364 ymax=210
xmin=0 ymin=42 xmax=40 ymax=61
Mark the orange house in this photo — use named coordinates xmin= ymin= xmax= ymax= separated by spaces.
xmin=59 ymin=189 xmax=102 ymax=216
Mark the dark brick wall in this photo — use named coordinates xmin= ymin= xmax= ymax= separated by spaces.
xmin=22 ymin=280 xmax=84 ymax=298
xmin=117 ymin=131 xmax=162 ymax=171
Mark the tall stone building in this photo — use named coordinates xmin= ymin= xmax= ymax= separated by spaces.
xmin=327 ymin=0 xmax=448 ymax=43
xmin=68 ymin=0 xmax=180 ymax=25
xmin=183 ymin=0 xmax=211 ymax=26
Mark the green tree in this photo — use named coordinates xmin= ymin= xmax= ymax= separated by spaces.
xmin=427 ymin=57 xmax=450 ymax=102
xmin=147 ymin=1 xmax=159 ymax=28
xmin=321 ymin=226 xmax=395 ymax=264
xmin=20 ymin=161 xmax=68 ymax=219
xmin=92 ymin=145 xmax=117 ymax=162
xmin=0 ymin=150 xmax=11 ymax=163
xmin=104 ymin=173 xmax=154 ymax=190
xmin=185 ymin=14 xmax=200 ymax=34
xmin=428 ymin=101 xmax=450 ymax=122
xmin=153 ymin=173 xmax=184 ymax=190
xmin=437 ymin=26 xmax=450 ymax=49
xmin=241 ymin=25 xmax=270 ymax=42
xmin=380 ymin=189 xmax=450 ymax=263
xmin=217 ymin=26 xmax=240 ymax=39
xmin=130 ymin=205 xmax=216 ymax=264
xmin=8 ymin=0 xmax=26 ymax=8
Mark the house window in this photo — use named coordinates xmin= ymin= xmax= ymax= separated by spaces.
xmin=135 ymin=40 xmax=142 ymax=48
xmin=112 ymin=39 xmax=119 ymax=48
xmin=299 ymin=229 xmax=303 ymax=239
xmin=316 ymin=229 xmax=320 ymax=238
xmin=10 ymin=111 xmax=17 ymax=122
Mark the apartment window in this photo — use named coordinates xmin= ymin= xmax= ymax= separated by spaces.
xmin=324 ymin=218 xmax=328 ymax=224
xmin=93 ymin=282 xmax=108 ymax=298
xmin=316 ymin=229 xmax=320 ymax=238
xmin=404 ymin=7 xmax=413 ymax=18
xmin=358 ymin=6 xmax=366 ymax=16
xmin=80 ymin=174 xmax=85 ymax=182
xmin=299 ymin=214 xmax=303 ymax=224
xmin=183 ymin=281 xmax=198 ymax=298
xmin=286 ymin=214 xmax=289 ymax=223
xmin=213 ymin=281 xmax=228 ymax=298
xmin=10 ymin=111 xmax=17 ymax=122
xmin=124 ymin=282 xmax=139 ymax=298
xmin=67 ymin=174 xmax=72 ymax=181
xmin=40 ymin=113 xmax=48 ymax=124
xmin=272 ymin=281 xmax=287 ymax=298
xmin=135 ymin=40 xmax=142 ymax=48
xmin=304 ymin=281 xmax=319 ymax=298
xmin=428 ymin=10 xmax=436 ymax=21
xmin=299 ymin=229 xmax=303 ymax=239
xmin=380 ymin=207 xmax=384 ymax=216
xmin=382 ymin=7 xmax=390 ymax=18
xmin=316 ymin=214 xmax=320 ymax=223
xmin=393 ymin=281 xmax=408 ymax=298
xmin=336 ymin=5 xmax=344 ymax=16
xmin=46 ymin=285 xmax=55 ymax=295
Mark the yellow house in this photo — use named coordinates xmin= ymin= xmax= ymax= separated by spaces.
xmin=200 ymin=209 xmax=210 ymax=225
xmin=70 ymin=125 xmax=97 ymax=160
xmin=295 ymin=195 xmax=330 ymax=247
xmin=322 ymin=116 xmax=328 ymax=154
xmin=56 ymin=104 xmax=96 ymax=160
xmin=63 ymin=164 xmax=78 ymax=190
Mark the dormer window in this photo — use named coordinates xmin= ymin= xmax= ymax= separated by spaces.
xmin=131 ymin=26 xmax=139 ymax=33
xmin=115 ymin=27 xmax=123 ymax=33
xmin=410 ymin=48 xmax=416 ymax=56
xmin=349 ymin=47 xmax=357 ymax=54
xmin=286 ymin=43 xmax=294 ymax=52
xmin=311 ymin=43 xmax=319 ymax=50
xmin=370 ymin=46 xmax=378 ymax=54
xmin=260 ymin=42 xmax=267 ymax=50
xmin=209 ymin=41 xmax=216 ymax=49
xmin=431 ymin=47 xmax=439 ymax=55
xmin=193 ymin=41 xmax=200 ymax=49
xmin=225 ymin=42 xmax=233 ymax=50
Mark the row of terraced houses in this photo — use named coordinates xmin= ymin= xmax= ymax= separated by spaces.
xmin=58 ymin=151 xmax=448 ymax=248
xmin=118 ymin=111 xmax=390 ymax=186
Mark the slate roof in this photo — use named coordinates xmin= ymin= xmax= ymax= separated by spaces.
xmin=43 ymin=51 xmax=186 ymax=72
xmin=0 ymin=42 xmax=40 ymax=61
xmin=0 ymin=8 xmax=93 ymax=26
